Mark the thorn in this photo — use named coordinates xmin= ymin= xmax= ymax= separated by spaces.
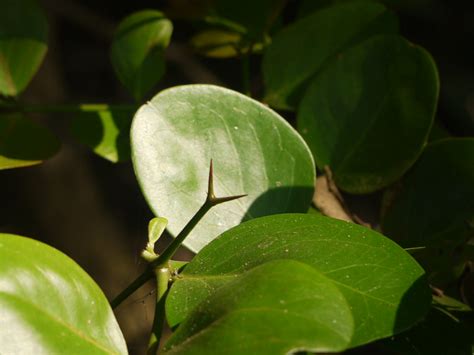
xmin=206 ymin=159 xmax=246 ymax=205
xmin=210 ymin=194 xmax=248 ymax=206
xmin=207 ymin=159 xmax=215 ymax=200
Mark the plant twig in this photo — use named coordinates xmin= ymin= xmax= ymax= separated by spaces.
xmin=147 ymin=267 xmax=170 ymax=355
xmin=110 ymin=160 xmax=246 ymax=309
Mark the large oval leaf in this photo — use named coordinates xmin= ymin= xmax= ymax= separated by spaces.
xmin=110 ymin=10 xmax=172 ymax=101
xmin=166 ymin=214 xmax=430 ymax=347
xmin=0 ymin=113 xmax=59 ymax=170
xmin=0 ymin=233 xmax=127 ymax=354
xmin=298 ymin=35 xmax=439 ymax=193
xmin=164 ymin=259 xmax=353 ymax=354
xmin=263 ymin=1 xmax=398 ymax=110
xmin=382 ymin=138 xmax=474 ymax=257
xmin=131 ymin=85 xmax=315 ymax=252
xmin=0 ymin=0 xmax=48 ymax=96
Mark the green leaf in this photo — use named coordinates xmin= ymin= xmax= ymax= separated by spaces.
xmin=163 ymin=259 xmax=354 ymax=354
xmin=131 ymin=85 xmax=315 ymax=253
xmin=166 ymin=213 xmax=431 ymax=347
xmin=381 ymin=139 xmax=474 ymax=275
xmin=141 ymin=217 xmax=168 ymax=262
xmin=190 ymin=29 xmax=264 ymax=58
xmin=0 ymin=0 xmax=48 ymax=96
xmin=207 ymin=0 xmax=286 ymax=41
xmin=0 ymin=113 xmax=59 ymax=170
xmin=263 ymin=1 xmax=399 ymax=110
xmin=110 ymin=10 xmax=172 ymax=101
xmin=298 ymin=35 xmax=439 ymax=193
xmin=71 ymin=107 xmax=134 ymax=163
xmin=433 ymin=294 xmax=472 ymax=314
xmin=0 ymin=233 xmax=127 ymax=354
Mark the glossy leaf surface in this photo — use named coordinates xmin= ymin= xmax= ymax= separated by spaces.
xmin=166 ymin=214 xmax=430 ymax=347
xmin=131 ymin=85 xmax=315 ymax=252
xmin=164 ymin=260 xmax=353 ymax=354
xmin=0 ymin=0 xmax=48 ymax=96
xmin=382 ymin=138 xmax=474 ymax=249
xmin=0 ymin=113 xmax=59 ymax=170
xmin=263 ymin=1 xmax=398 ymax=110
xmin=110 ymin=10 xmax=172 ymax=100
xmin=0 ymin=233 xmax=127 ymax=354
xmin=71 ymin=107 xmax=134 ymax=162
xmin=298 ymin=35 xmax=439 ymax=193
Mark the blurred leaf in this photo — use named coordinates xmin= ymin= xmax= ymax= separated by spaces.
xmin=166 ymin=213 xmax=431 ymax=347
xmin=110 ymin=10 xmax=172 ymax=101
xmin=440 ymin=69 xmax=474 ymax=136
xmin=131 ymin=85 xmax=315 ymax=253
xmin=263 ymin=1 xmax=399 ymax=110
xmin=297 ymin=0 xmax=435 ymax=18
xmin=163 ymin=260 xmax=354 ymax=354
xmin=382 ymin=138 xmax=474 ymax=250
xmin=382 ymin=139 xmax=474 ymax=283
xmin=71 ymin=107 xmax=134 ymax=162
xmin=0 ymin=0 xmax=48 ymax=96
xmin=190 ymin=29 xmax=264 ymax=58
xmin=0 ymin=113 xmax=59 ymax=170
xmin=298 ymin=35 xmax=439 ymax=193
xmin=433 ymin=294 xmax=472 ymax=313
xmin=379 ymin=309 xmax=474 ymax=355
xmin=207 ymin=0 xmax=286 ymax=41
xmin=0 ymin=233 xmax=127 ymax=354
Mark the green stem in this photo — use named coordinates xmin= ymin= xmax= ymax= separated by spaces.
xmin=110 ymin=202 xmax=213 ymax=310
xmin=152 ymin=201 xmax=213 ymax=267
xmin=110 ymin=160 xmax=246 ymax=309
xmin=147 ymin=267 xmax=170 ymax=355
xmin=110 ymin=269 xmax=154 ymax=309
xmin=0 ymin=102 xmax=136 ymax=113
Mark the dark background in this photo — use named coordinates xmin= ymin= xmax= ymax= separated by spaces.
xmin=1 ymin=0 xmax=474 ymax=352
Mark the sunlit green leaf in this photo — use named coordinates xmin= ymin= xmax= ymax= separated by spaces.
xmin=263 ymin=1 xmax=398 ymax=110
xmin=0 ymin=0 xmax=48 ymax=96
xmin=298 ymin=35 xmax=439 ymax=193
xmin=71 ymin=107 xmax=134 ymax=163
xmin=0 ymin=113 xmax=59 ymax=170
xmin=110 ymin=10 xmax=172 ymax=101
xmin=0 ymin=233 xmax=127 ymax=354
xmin=131 ymin=85 xmax=315 ymax=253
xmin=164 ymin=260 xmax=353 ymax=354
xmin=166 ymin=213 xmax=431 ymax=347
